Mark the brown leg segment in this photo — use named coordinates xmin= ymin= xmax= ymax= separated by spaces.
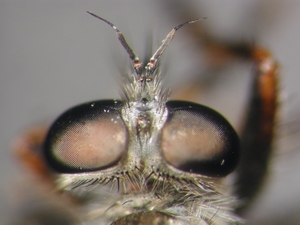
xmin=236 ymin=48 xmax=279 ymax=213
xmin=12 ymin=126 xmax=54 ymax=185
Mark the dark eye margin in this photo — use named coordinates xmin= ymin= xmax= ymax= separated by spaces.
xmin=164 ymin=100 xmax=240 ymax=177
xmin=43 ymin=100 xmax=124 ymax=173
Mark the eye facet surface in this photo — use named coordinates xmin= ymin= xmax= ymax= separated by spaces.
xmin=162 ymin=101 xmax=240 ymax=177
xmin=44 ymin=100 xmax=128 ymax=173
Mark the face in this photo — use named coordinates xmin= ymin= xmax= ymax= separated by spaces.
xmin=42 ymin=13 xmax=241 ymax=224
xmin=10 ymin=5 xmax=280 ymax=225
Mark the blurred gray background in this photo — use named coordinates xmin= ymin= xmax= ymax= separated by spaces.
xmin=1 ymin=1 xmax=300 ymax=224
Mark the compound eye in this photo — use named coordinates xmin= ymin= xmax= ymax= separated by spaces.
xmin=44 ymin=100 xmax=128 ymax=173
xmin=162 ymin=101 xmax=240 ymax=177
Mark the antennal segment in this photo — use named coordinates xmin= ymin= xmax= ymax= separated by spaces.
xmin=147 ymin=18 xmax=207 ymax=73
xmin=87 ymin=11 xmax=143 ymax=75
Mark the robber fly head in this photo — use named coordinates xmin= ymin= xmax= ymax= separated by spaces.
xmin=40 ymin=12 xmax=243 ymax=224
xmin=43 ymin=12 xmax=239 ymax=189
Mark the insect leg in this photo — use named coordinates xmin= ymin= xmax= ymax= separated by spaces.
xmin=236 ymin=48 xmax=279 ymax=213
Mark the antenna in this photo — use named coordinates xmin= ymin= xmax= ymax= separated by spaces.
xmin=146 ymin=18 xmax=206 ymax=73
xmin=87 ymin=11 xmax=206 ymax=77
xmin=87 ymin=11 xmax=143 ymax=75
